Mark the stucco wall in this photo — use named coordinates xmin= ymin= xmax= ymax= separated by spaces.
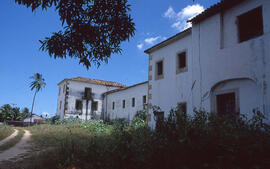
xmin=104 ymin=82 xmax=148 ymax=122
xmin=56 ymin=82 xmax=66 ymax=119
xmin=57 ymin=80 xmax=120 ymax=120
xmin=148 ymin=34 xmax=193 ymax=127
xmin=147 ymin=0 xmax=270 ymax=128
xmin=191 ymin=0 xmax=270 ymax=116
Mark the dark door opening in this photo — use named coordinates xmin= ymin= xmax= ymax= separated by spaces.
xmin=216 ymin=92 xmax=236 ymax=117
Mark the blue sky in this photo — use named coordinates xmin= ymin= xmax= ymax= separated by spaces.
xmin=0 ymin=0 xmax=219 ymax=117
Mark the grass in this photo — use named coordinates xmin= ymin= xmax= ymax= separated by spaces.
xmin=0 ymin=128 xmax=24 ymax=152
xmin=0 ymin=125 xmax=14 ymax=141
xmin=3 ymin=110 xmax=270 ymax=169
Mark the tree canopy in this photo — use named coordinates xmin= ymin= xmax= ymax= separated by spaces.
xmin=15 ymin=0 xmax=135 ymax=68
xmin=0 ymin=104 xmax=29 ymax=121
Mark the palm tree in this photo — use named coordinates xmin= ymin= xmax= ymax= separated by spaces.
xmin=29 ymin=73 xmax=46 ymax=124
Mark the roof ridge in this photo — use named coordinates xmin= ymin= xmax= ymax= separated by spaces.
xmin=58 ymin=76 xmax=126 ymax=87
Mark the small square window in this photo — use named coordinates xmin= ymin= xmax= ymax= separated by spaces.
xmin=143 ymin=95 xmax=147 ymax=104
xmin=91 ymin=101 xmax=98 ymax=111
xmin=238 ymin=6 xmax=263 ymax=42
xmin=75 ymin=100 xmax=82 ymax=110
xmin=155 ymin=60 xmax=164 ymax=80
xmin=84 ymin=87 xmax=92 ymax=99
xmin=132 ymin=98 xmax=135 ymax=107
xmin=157 ymin=61 xmax=163 ymax=76
xmin=122 ymin=100 xmax=126 ymax=109
xmin=177 ymin=52 xmax=187 ymax=74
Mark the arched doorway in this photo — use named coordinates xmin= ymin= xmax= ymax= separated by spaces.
xmin=210 ymin=78 xmax=261 ymax=118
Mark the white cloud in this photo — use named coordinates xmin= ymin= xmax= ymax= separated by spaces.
xmin=137 ymin=35 xmax=167 ymax=51
xmin=179 ymin=4 xmax=204 ymax=19
xmin=164 ymin=4 xmax=204 ymax=31
xmin=144 ymin=36 xmax=161 ymax=45
xmin=42 ymin=112 xmax=50 ymax=117
xmin=137 ymin=43 xmax=144 ymax=50
xmin=163 ymin=6 xmax=176 ymax=19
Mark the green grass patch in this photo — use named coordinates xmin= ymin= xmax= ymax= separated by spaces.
xmin=14 ymin=110 xmax=270 ymax=169
xmin=0 ymin=128 xmax=24 ymax=152
xmin=0 ymin=125 xmax=14 ymax=141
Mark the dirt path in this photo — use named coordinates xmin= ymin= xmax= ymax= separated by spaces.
xmin=0 ymin=129 xmax=18 ymax=146
xmin=0 ymin=130 xmax=32 ymax=162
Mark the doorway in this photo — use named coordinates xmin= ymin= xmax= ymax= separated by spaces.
xmin=216 ymin=92 xmax=236 ymax=116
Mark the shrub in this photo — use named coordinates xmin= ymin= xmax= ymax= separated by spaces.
xmin=26 ymin=109 xmax=270 ymax=169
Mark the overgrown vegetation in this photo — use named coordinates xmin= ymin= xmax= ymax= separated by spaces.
xmin=0 ymin=126 xmax=13 ymax=141
xmin=0 ymin=104 xmax=29 ymax=122
xmin=16 ymin=109 xmax=270 ymax=169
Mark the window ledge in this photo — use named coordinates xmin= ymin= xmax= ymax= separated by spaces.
xmin=155 ymin=74 xmax=164 ymax=80
xmin=176 ymin=67 xmax=188 ymax=74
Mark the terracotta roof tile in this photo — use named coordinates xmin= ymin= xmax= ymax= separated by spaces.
xmin=58 ymin=77 xmax=126 ymax=88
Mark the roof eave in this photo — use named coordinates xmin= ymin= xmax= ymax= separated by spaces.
xmin=104 ymin=81 xmax=148 ymax=95
xmin=188 ymin=0 xmax=245 ymax=24
xmin=144 ymin=28 xmax=191 ymax=54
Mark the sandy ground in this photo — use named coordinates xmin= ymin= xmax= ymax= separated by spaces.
xmin=0 ymin=130 xmax=32 ymax=162
xmin=0 ymin=129 xmax=18 ymax=146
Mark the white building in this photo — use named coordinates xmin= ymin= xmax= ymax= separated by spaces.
xmin=24 ymin=114 xmax=44 ymax=123
xmin=104 ymin=81 xmax=148 ymax=122
xmin=56 ymin=77 xmax=148 ymax=121
xmin=145 ymin=0 xmax=270 ymax=128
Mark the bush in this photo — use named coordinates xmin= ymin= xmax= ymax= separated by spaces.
xmin=25 ymin=109 xmax=270 ymax=169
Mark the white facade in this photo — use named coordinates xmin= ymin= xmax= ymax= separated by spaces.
xmin=56 ymin=77 xmax=124 ymax=120
xmin=104 ymin=82 xmax=148 ymax=122
xmin=24 ymin=114 xmax=44 ymax=122
xmin=146 ymin=0 xmax=270 ymax=128
xmin=56 ymin=77 xmax=148 ymax=122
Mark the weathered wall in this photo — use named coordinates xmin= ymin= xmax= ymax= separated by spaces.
xmin=147 ymin=0 xmax=270 ymax=128
xmin=148 ymin=34 xmax=193 ymax=128
xmin=191 ymin=0 xmax=270 ymax=118
xmin=57 ymin=80 xmax=119 ymax=120
xmin=104 ymin=82 xmax=148 ymax=122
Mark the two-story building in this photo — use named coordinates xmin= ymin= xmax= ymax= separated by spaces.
xmin=145 ymin=0 xmax=270 ymax=128
xmin=56 ymin=77 xmax=148 ymax=122
xmin=103 ymin=81 xmax=148 ymax=121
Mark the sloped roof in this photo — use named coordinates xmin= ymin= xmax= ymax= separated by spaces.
xmin=104 ymin=81 xmax=148 ymax=95
xmin=58 ymin=77 xmax=126 ymax=88
xmin=188 ymin=0 xmax=244 ymax=24
xmin=144 ymin=28 xmax=191 ymax=54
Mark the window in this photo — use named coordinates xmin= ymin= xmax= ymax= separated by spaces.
xmin=132 ymin=98 xmax=135 ymax=107
xmin=112 ymin=102 xmax=115 ymax=110
xmin=143 ymin=95 xmax=147 ymax=104
xmin=122 ymin=100 xmax=126 ymax=109
xmin=59 ymin=87 xmax=61 ymax=96
xmin=154 ymin=111 xmax=164 ymax=122
xmin=143 ymin=95 xmax=147 ymax=109
xmin=216 ymin=93 xmax=236 ymax=117
xmin=177 ymin=52 xmax=187 ymax=73
xmin=63 ymin=85 xmax=65 ymax=93
xmin=178 ymin=102 xmax=187 ymax=114
xmin=91 ymin=101 xmax=98 ymax=111
xmin=155 ymin=60 xmax=164 ymax=80
xmin=238 ymin=6 xmax=263 ymax=42
xmin=75 ymin=100 xmax=82 ymax=110
xmin=84 ymin=87 xmax=92 ymax=99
